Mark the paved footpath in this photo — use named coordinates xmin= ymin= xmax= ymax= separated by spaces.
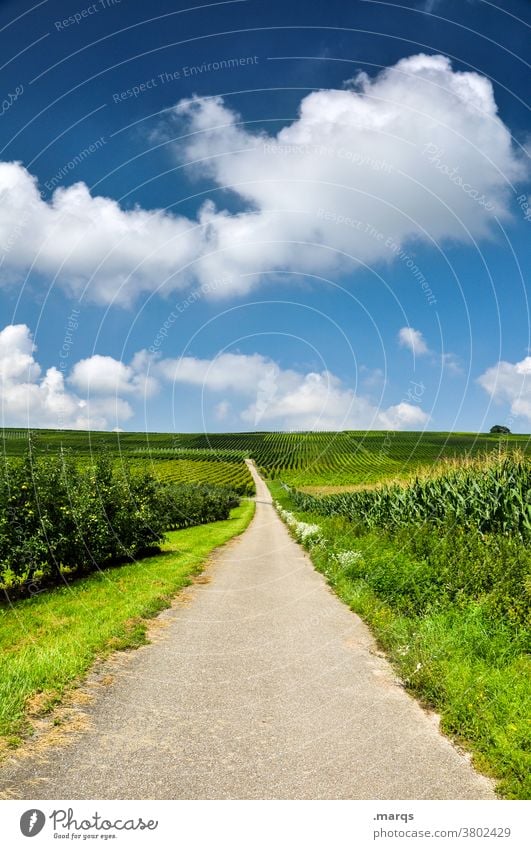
xmin=0 ymin=462 xmax=494 ymax=799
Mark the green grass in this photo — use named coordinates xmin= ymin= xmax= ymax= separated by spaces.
xmin=335 ymin=577 xmax=531 ymax=799
xmin=0 ymin=500 xmax=254 ymax=751
xmin=270 ymin=481 xmax=531 ymax=799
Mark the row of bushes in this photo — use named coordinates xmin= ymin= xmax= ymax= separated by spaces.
xmin=0 ymin=449 xmax=240 ymax=594
xmin=156 ymin=481 xmax=239 ymax=529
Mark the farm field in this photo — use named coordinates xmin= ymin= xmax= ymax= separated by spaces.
xmin=2 ymin=427 xmax=530 ymax=490
xmin=130 ymin=455 xmax=254 ymax=496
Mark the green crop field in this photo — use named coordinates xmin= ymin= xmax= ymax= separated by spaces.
xmin=132 ymin=457 xmax=254 ymax=496
xmin=2 ymin=427 xmax=530 ymax=491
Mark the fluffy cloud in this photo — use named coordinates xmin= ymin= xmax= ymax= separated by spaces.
xmin=158 ymin=351 xmax=429 ymax=430
xmin=398 ymin=327 xmax=429 ymax=356
xmin=0 ymin=54 xmax=525 ymax=304
xmin=0 ymin=324 xmax=430 ymax=430
xmin=167 ymin=53 xmax=525 ymax=291
xmin=69 ymin=353 xmax=159 ymax=397
xmin=478 ymin=356 xmax=531 ymax=421
xmin=0 ymin=325 xmax=136 ymax=429
xmin=377 ymin=401 xmax=430 ymax=429
xmin=0 ymin=162 xmax=203 ymax=305
xmin=156 ymin=352 xmax=269 ymax=394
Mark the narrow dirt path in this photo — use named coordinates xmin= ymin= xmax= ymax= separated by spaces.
xmin=1 ymin=462 xmax=494 ymax=799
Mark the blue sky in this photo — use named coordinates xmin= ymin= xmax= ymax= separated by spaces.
xmin=0 ymin=0 xmax=530 ymax=433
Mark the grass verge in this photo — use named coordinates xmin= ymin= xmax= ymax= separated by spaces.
xmin=0 ymin=500 xmax=254 ymax=752
xmin=270 ymin=481 xmax=530 ymax=800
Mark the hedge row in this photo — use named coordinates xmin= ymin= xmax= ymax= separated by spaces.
xmin=0 ymin=449 xmax=239 ymax=594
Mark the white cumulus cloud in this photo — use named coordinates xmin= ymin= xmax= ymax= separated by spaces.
xmin=69 ymin=353 xmax=159 ymax=397
xmin=167 ymin=53 xmax=525 ymax=294
xmin=0 ymin=162 xmax=202 ymax=306
xmin=398 ymin=327 xmax=430 ymax=356
xmin=0 ymin=53 xmax=526 ymax=304
xmin=478 ymin=356 xmax=531 ymax=421
xmin=0 ymin=325 xmax=137 ymax=429
xmin=156 ymin=351 xmax=430 ymax=430
xmin=0 ymin=324 xmax=430 ymax=431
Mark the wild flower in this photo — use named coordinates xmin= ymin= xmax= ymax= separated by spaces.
xmin=275 ymin=503 xmax=322 ymax=544
xmin=332 ymin=549 xmax=362 ymax=568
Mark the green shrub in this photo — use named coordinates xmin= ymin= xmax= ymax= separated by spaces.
xmin=155 ymin=482 xmax=240 ymax=530
xmin=0 ymin=446 xmax=240 ymax=595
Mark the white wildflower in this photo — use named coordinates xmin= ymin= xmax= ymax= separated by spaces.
xmin=275 ymin=503 xmax=322 ymax=544
xmin=296 ymin=522 xmax=321 ymax=541
xmin=332 ymin=550 xmax=362 ymax=568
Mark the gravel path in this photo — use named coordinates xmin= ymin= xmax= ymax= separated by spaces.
xmin=1 ymin=461 xmax=494 ymax=799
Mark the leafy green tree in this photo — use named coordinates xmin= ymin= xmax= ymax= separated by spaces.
xmin=0 ymin=446 xmax=239 ymax=595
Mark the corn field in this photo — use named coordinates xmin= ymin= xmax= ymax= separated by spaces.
xmin=289 ymin=454 xmax=531 ymax=538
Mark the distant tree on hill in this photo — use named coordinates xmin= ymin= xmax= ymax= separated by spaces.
xmin=490 ymin=425 xmax=511 ymax=434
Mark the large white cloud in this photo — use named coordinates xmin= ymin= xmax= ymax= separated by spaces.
xmin=167 ymin=53 xmax=525 ymax=293
xmin=158 ymin=351 xmax=429 ymax=430
xmin=0 ymin=54 xmax=526 ymax=304
xmin=478 ymin=356 xmax=531 ymax=421
xmin=0 ymin=163 xmax=203 ymax=305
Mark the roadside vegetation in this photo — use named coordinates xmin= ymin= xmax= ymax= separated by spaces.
xmin=0 ymin=500 xmax=254 ymax=752
xmin=271 ymin=454 xmax=531 ymax=799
